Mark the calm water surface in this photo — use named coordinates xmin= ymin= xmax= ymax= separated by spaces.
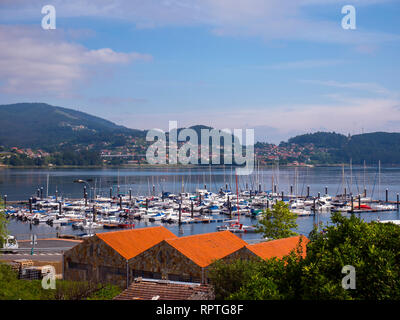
xmin=1 ymin=166 xmax=400 ymax=241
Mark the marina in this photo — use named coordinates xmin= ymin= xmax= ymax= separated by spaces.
xmin=2 ymin=165 xmax=400 ymax=242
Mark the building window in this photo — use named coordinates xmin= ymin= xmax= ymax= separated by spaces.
xmin=152 ymin=272 xmax=162 ymax=280
xmin=68 ymin=261 xmax=89 ymax=270
xmin=168 ymin=274 xmax=180 ymax=281
xmin=99 ymin=265 xmax=125 ymax=275
xmin=167 ymin=273 xmax=200 ymax=283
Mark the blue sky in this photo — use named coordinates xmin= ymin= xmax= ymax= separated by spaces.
xmin=0 ymin=0 xmax=399 ymax=143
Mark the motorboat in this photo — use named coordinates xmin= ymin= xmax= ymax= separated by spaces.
xmin=291 ymin=209 xmax=313 ymax=216
xmin=217 ymin=222 xmax=257 ymax=233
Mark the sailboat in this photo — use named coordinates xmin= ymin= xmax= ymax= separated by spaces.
xmin=216 ymin=172 xmax=257 ymax=233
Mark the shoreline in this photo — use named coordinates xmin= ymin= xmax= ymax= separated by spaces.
xmin=0 ymin=163 xmax=399 ymax=170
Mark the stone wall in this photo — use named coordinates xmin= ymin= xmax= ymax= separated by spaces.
xmin=63 ymin=235 xmax=128 ymax=287
xmin=129 ymin=241 xmax=204 ymax=283
xmin=64 ymin=236 xmax=260 ymax=287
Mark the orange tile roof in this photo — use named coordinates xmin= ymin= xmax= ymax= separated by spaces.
xmin=114 ymin=279 xmax=213 ymax=300
xmin=97 ymin=226 xmax=177 ymax=260
xmin=165 ymin=231 xmax=247 ymax=268
xmin=247 ymin=235 xmax=309 ymax=260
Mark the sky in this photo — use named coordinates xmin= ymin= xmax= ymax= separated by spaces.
xmin=0 ymin=0 xmax=399 ymax=143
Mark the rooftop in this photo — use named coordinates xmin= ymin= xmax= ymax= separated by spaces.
xmin=246 ymin=235 xmax=309 ymax=260
xmin=96 ymin=226 xmax=177 ymax=260
xmin=165 ymin=230 xmax=247 ymax=267
xmin=113 ymin=278 xmax=214 ymax=300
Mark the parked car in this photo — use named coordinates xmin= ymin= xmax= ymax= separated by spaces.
xmin=1 ymin=235 xmax=19 ymax=253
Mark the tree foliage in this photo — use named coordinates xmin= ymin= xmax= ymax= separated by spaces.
xmin=304 ymin=212 xmax=400 ymax=300
xmin=210 ymin=212 xmax=400 ymax=300
xmin=287 ymin=131 xmax=347 ymax=149
xmin=286 ymin=131 xmax=400 ymax=164
xmin=0 ymin=263 xmax=121 ymax=300
xmin=256 ymin=201 xmax=298 ymax=240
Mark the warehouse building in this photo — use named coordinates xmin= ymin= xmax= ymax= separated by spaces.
xmin=63 ymin=226 xmax=177 ymax=287
xmin=128 ymin=230 xmax=249 ymax=283
xmin=63 ymin=227 xmax=309 ymax=288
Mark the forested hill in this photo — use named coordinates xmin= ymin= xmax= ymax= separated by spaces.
xmin=287 ymin=132 xmax=348 ymax=148
xmin=0 ymin=103 xmax=146 ymax=149
xmin=1 ymin=103 xmax=400 ymax=165
xmin=282 ymin=131 xmax=400 ymax=164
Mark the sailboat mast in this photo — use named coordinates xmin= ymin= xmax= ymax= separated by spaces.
xmin=230 ymin=166 xmax=233 ymax=190
xmin=46 ymin=173 xmax=49 ymax=198
xmin=236 ymin=173 xmax=240 ymax=224
xmin=342 ymin=163 xmax=345 ymax=199
xmin=209 ymin=164 xmax=212 ymax=193
xmin=277 ymin=160 xmax=280 ymax=194
xmin=272 ymin=174 xmax=274 ymax=195
xmin=363 ymin=160 xmax=366 ymax=196
xmin=350 ymin=158 xmax=353 ymax=195
xmin=223 ymin=164 xmax=226 ymax=189
xmin=378 ymin=160 xmax=381 ymax=200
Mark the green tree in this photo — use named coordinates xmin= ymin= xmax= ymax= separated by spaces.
xmin=208 ymin=240 xmax=307 ymax=300
xmin=229 ymin=251 xmax=305 ymax=300
xmin=256 ymin=201 xmax=298 ymax=240
xmin=0 ymin=262 xmax=122 ymax=300
xmin=210 ymin=212 xmax=400 ymax=300
xmin=0 ymin=263 xmax=54 ymax=300
xmin=208 ymin=259 xmax=260 ymax=300
xmin=302 ymin=212 xmax=400 ymax=300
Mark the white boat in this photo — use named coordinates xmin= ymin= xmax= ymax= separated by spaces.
xmin=217 ymin=222 xmax=257 ymax=233
xmin=51 ymin=217 xmax=72 ymax=225
xmin=290 ymin=199 xmax=305 ymax=209
xmin=149 ymin=212 xmax=166 ymax=222
xmin=32 ymin=213 xmax=49 ymax=223
xmin=81 ymin=222 xmax=103 ymax=230
xmin=379 ymin=220 xmax=400 ymax=225
xmin=161 ymin=212 xmax=173 ymax=223
xmin=291 ymin=209 xmax=313 ymax=216
xmin=375 ymin=204 xmax=396 ymax=211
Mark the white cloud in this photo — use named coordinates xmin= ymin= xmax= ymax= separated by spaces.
xmin=0 ymin=25 xmax=152 ymax=96
xmin=262 ymin=59 xmax=345 ymax=70
xmin=300 ymin=80 xmax=393 ymax=96
xmin=1 ymin=0 xmax=399 ymax=46
xmin=115 ymin=96 xmax=400 ymax=142
xmin=90 ymin=96 xmax=148 ymax=106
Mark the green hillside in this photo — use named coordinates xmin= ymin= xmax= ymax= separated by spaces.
xmin=0 ymin=103 xmax=145 ymax=149
xmin=285 ymin=131 xmax=400 ymax=164
xmin=1 ymin=103 xmax=400 ymax=165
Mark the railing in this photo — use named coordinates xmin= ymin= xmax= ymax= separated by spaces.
xmin=8 ymin=233 xmax=59 ymax=240
xmin=0 ymin=248 xmax=66 ymax=252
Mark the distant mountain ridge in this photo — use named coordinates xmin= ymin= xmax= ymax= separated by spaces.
xmin=282 ymin=131 xmax=400 ymax=164
xmin=0 ymin=103 xmax=146 ymax=149
xmin=1 ymin=103 xmax=400 ymax=164
xmin=0 ymin=103 xmax=242 ymax=150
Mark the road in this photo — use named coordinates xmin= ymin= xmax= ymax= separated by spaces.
xmin=0 ymin=238 xmax=81 ymax=262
